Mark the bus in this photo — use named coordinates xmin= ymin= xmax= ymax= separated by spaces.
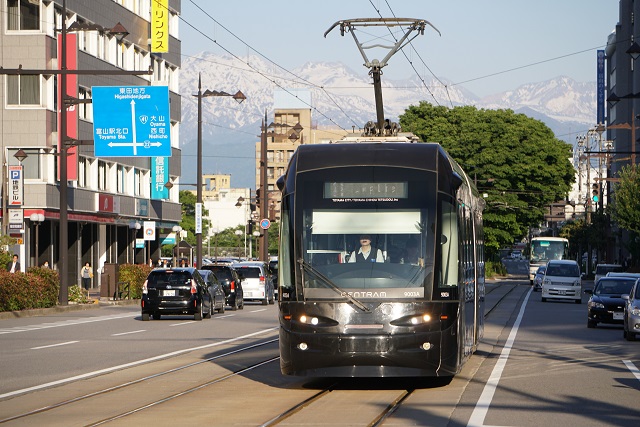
xmin=528 ymin=236 xmax=570 ymax=284
xmin=276 ymin=140 xmax=485 ymax=377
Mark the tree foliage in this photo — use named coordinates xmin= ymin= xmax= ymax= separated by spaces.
xmin=609 ymin=165 xmax=640 ymax=234
xmin=400 ymin=103 xmax=575 ymax=257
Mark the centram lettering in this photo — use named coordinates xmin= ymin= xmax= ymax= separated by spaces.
xmin=342 ymin=291 xmax=387 ymax=298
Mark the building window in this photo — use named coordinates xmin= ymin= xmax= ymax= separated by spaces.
xmin=7 ymin=0 xmax=40 ymax=31
xmin=7 ymin=75 xmax=40 ymax=105
xmin=134 ymin=168 xmax=141 ymax=196
xmin=98 ymin=160 xmax=107 ymax=190
xmin=117 ymin=165 xmax=125 ymax=193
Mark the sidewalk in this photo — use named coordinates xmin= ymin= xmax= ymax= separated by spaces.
xmin=0 ymin=288 xmax=139 ymax=320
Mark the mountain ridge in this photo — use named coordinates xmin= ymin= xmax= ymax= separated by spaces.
xmin=178 ymin=52 xmax=597 ymax=188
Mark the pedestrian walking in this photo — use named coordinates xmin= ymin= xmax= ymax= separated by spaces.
xmin=81 ymin=262 xmax=93 ymax=290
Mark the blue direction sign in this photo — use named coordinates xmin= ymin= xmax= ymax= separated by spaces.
xmin=92 ymin=86 xmax=171 ymax=157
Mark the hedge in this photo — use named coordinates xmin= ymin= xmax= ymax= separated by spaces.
xmin=0 ymin=269 xmax=59 ymax=312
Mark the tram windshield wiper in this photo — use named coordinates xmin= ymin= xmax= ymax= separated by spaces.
xmin=297 ymin=259 xmax=371 ymax=312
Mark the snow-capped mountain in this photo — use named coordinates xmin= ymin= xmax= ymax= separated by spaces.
xmin=178 ymin=52 xmax=597 ymax=188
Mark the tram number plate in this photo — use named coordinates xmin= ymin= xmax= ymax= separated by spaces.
xmin=613 ymin=312 xmax=623 ymax=320
xmin=163 ymin=290 xmax=176 ymax=297
xmin=340 ymin=337 xmax=389 ymax=353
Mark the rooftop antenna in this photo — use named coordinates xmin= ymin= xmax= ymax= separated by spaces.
xmin=325 ymin=18 xmax=440 ymax=136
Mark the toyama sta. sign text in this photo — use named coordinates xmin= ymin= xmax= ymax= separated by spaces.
xmin=92 ymin=86 xmax=171 ymax=157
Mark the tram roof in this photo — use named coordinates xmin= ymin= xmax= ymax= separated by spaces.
xmin=293 ymin=141 xmax=449 ymax=172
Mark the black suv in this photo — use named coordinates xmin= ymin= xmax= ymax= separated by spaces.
xmin=200 ymin=264 xmax=244 ymax=310
xmin=141 ymin=268 xmax=213 ymax=321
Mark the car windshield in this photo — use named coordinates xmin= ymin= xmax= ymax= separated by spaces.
xmin=546 ymin=264 xmax=579 ymax=277
xmin=237 ymin=267 xmax=261 ymax=279
xmin=147 ymin=271 xmax=193 ymax=287
xmin=594 ymin=280 xmax=635 ymax=295
xmin=204 ymin=266 xmax=232 ymax=280
xmin=595 ymin=265 xmax=624 ymax=275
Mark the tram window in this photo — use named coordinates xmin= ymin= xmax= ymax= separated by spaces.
xmin=440 ymin=201 xmax=458 ymax=287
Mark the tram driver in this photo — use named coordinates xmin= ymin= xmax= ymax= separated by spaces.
xmin=348 ymin=234 xmax=385 ymax=263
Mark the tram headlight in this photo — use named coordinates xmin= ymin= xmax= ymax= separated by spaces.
xmin=391 ymin=313 xmax=434 ymax=327
xmin=299 ymin=315 xmax=320 ymax=325
xmin=298 ymin=343 xmax=309 ymax=351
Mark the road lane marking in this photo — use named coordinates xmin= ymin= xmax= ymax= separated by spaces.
xmin=623 ymin=360 xmax=640 ymax=382
xmin=249 ymin=309 xmax=267 ymax=313
xmin=111 ymin=330 xmax=145 ymax=336
xmin=31 ymin=341 xmax=79 ymax=350
xmin=0 ymin=327 xmax=277 ymax=399
xmin=467 ymin=287 xmax=532 ymax=427
xmin=0 ymin=313 xmax=137 ymax=335
xmin=169 ymin=321 xmax=196 ymax=326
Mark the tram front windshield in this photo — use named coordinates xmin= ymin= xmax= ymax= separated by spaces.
xmin=292 ymin=167 xmax=440 ymax=301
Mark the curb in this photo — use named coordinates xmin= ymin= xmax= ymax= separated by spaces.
xmin=0 ymin=299 xmax=140 ymax=320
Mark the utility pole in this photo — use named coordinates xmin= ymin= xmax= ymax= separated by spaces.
xmin=260 ymin=111 xmax=269 ymax=262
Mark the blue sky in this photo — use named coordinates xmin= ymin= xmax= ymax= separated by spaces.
xmin=179 ymin=0 xmax=620 ymax=98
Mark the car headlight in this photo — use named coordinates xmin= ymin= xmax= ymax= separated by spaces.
xmin=543 ymin=279 xmax=550 ymax=286
xmin=588 ymin=301 xmax=605 ymax=309
xmin=574 ymin=280 xmax=581 ymax=287
xmin=631 ymin=306 xmax=640 ymax=316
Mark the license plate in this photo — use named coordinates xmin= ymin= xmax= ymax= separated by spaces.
xmin=558 ymin=290 xmax=566 ymax=295
xmin=613 ymin=312 xmax=623 ymax=320
xmin=163 ymin=290 xmax=176 ymax=297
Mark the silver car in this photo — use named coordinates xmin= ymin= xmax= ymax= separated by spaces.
xmin=234 ymin=261 xmax=275 ymax=305
xmin=533 ymin=265 xmax=546 ymax=292
xmin=623 ymin=279 xmax=640 ymax=341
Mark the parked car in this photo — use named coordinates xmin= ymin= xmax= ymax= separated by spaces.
xmin=234 ymin=261 xmax=275 ymax=305
xmin=198 ymin=269 xmax=226 ymax=314
xmin=594 ymin=264 xmax=624 ymax=283
xmin=541 ymin=260 xmax=582 ymax=304
xmin=141 ymin=268 xmax=212 ymax=321
xmin=585 ymin=276 xmax=637 ymax=328
xmin=623 ymin=280 xmax=640 ymax=340
xmin=200 ymin=264 xmax=244 ymax=310
xmin=269 ymin=257 xmax=279 ymax=299
xmin=533 ymin=264 xmax=547 ymax=292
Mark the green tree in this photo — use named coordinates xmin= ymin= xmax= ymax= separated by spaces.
xmin=178 ymin=190 xmax=210 ymax=246
xmin=400 ymin=103 xmax=575 ymax=258
xmin=609 ymin=165 xmax=640 ymax=264
xmin=609 ymin=165 xmax=640 ymax=234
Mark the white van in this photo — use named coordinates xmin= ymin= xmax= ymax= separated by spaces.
xmin=541 ymin=260 xmax=582 ymax=304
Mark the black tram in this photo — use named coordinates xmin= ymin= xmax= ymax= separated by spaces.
xmin=276 ymin=140 xmax=485 ymax=377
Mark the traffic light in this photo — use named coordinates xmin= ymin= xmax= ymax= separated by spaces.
xmin=592 ymin=183 xmax=600 ymax=203
xmin=255 ymin=188 xmax=261 ymax=207
xmin=247 ymin=220 xmax=253 ymax=235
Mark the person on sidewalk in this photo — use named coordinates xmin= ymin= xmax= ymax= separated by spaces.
xmin=6 ymin=254 xmax=20 ymax=273
xmin=81 ymin=262 xmax=93 ymax=290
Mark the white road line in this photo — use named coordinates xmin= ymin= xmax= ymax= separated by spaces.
xmin=0 ymin=327 xmax=277 ymax=400
xmin=623 ymin=360 xmax=640 ymax=382
xmin=0 ymin=313 xmax=137 ymax=335
xmin=169 ymin=321 xmax=196 ymax=327
xmin=467 ymin=287 xmax=532 ymax=427
xmin=111 ymin=330 xmax=146 ymax=336
xmin=249 ymin=309 xmax=268 ymax=313
xmin=31 ymin=341 xmax=79 ymax=350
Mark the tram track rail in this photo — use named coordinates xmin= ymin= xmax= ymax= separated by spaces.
xmin=0 ymin=338 xmax=279 ymax=425
xmin=0 ymin=279 xmax=525 ymax=426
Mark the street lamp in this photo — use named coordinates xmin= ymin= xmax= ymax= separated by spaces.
xmin=172 ymin=225 xmax=182 ymax=267
xmin=129 ymin=221 xmax=141 ymax=264
xmin=234 ymin=229 xmax=243 ymax=258
xmin=57 ymin=0 xmax=135 ymax=305
xmin=30 ymin=213 xmax=44 ymax=267
xmin=194 ymin=74 xmax=245 ymax=271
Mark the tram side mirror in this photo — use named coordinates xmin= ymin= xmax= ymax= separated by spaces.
xmin=276 ymin=175 xmax=285 ymax=191
xmin=451 ymin=172 xmax=463 ymax=190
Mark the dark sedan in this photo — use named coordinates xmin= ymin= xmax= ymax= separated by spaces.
xmin=198 ymin=269 xmax=226 ymax=314
xmin=200 ymin=264 xmax=244 ymax=310
xmin=141 ymin=268 xmax=212 ymax=321
xmin=585 ymin=277 xmax=637 ymax=328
